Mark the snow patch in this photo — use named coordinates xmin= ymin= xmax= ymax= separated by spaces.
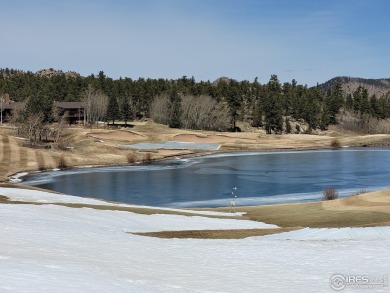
xmin=9 ymin=172 xmax=29 ymax=183
xmin=1 ymin=187 xmax=390 ymax=292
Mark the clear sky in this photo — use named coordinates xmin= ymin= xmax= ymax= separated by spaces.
xmin=1 ymin=0 xmax=389 ymax=86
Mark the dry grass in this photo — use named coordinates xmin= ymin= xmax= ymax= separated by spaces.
xmin=133 ymin=227 xmax=300 ymax=239
xmin=0 ymin=194 xmax=9 ymax=202
xmin=204 ymin=189 xmax=390 ymax=228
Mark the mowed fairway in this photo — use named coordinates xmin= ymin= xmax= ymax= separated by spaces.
xmin=0 ymin=131 xmax=61 ymax=181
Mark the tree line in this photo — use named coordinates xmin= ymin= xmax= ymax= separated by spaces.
xmin=2 ymin=68 xmax=390 ymax=134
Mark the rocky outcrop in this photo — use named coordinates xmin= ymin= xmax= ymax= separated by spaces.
xmin=35 ymin=68 xmax=80 ymax=78
xmin=319 ymin=76 xmax=390 ymax=97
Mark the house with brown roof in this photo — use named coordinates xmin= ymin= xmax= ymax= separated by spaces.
xmin=0 ymin=94 xmax=25 ymax=124
xmin=1 ymin=94 xmax=85 ymax=125
xmin=53 ymin=102 xmax=85 ymax=124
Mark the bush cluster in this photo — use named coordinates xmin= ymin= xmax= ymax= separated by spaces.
xmin=323 ymin=188 xmax=339 ymax=201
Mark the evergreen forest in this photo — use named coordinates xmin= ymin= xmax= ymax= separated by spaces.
xmin=1 ymin=68 xmax=390 ymax=133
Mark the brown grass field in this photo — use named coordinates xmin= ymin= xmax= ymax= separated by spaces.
xmin=2 ymin=121 xmax=390 ymax=238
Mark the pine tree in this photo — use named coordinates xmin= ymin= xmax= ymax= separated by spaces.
xmin=285 ymin=117 xmax=292 ymax=134
xmin=106 ymin=96 xmax=119 ymax=125
xmin=319 ymin=103 xmax=331 ymax=130
xmin=345 ymin=93 xmax=353 ymax=111
xmin=252 ymin=101 xmax=263 ymax=127
xmin=168 ymin=89 xmax=182 ymax=128
xmin=326 ymin=82 xmax=344 ymax=124
xmin=121 ymin=96 xmax=133 ymax=125
xmin=263 ymin=75 xmax=283 ymax=134
xmin=302 ymin=88 xmax=321 ymax=130
xmin=226 ymin=80 xmax=242 ymax=130
xmin=360 ymin=88 xmax=370 ymax=115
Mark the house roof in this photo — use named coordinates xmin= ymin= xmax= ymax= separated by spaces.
xmin=2 ymin=102 xmax=25 ymax=110
xmin=2 ymin=101 xmax=85 ymax=111
xmin=53 ymin=102 xmax=84 ymax=109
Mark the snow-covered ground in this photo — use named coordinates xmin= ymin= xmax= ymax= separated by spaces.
xmin=1 ymin=188 xmax=389 ymax=292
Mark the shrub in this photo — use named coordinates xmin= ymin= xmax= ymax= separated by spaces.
xmin=143 ymin=152 xmax=152 ymax=163
xmin=126 ymin=153 xmax=137 ymax=164
xmin=57 ymin=154 xmax=68 ymax=169
xmin=323 ymin=188 xmax=339 ymax=201
xmin=330 ymin=138 xmax=341 ymax=148
xmin=37 ymin=156 xmax=47 ymax=171
xmin=58 ymin=143 xmax=68 ymax=151
xmin=353 ymin=188 xmax=369 ymax=196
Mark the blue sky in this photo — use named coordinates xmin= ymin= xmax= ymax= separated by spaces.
xmin=1 ymin=0 xmax=389 ymax=86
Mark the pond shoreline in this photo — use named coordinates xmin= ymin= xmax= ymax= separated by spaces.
xmin=15 ymin=145 xmax=390 ymax=208
xmin=6 ymin=143 xmax=384 ymax=185
xmin=8 ymin=144 xmax=339 ymax=183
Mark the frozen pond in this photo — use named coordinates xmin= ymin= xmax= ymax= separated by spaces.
xmin=120 ymin=141 xmax=220 ymax=151
xmin=21 ymin=148 xmax=390 ymax=208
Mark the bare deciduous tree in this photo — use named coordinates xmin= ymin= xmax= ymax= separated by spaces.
xmin=150 ymin=95 xmax=170 ymax=125
xmin=52 ymin=108 xmax=69 ymax=143
xmin=338 ymin=111 xmax=390 ymax=134
xmin=83 ymin=85 xmax=109 ymax=127
xmin=185 ymin=95 xmax=231 ymax=131
xmin=8 ymin=104 xmax=54 ymax=145
xmin=16 ymin=113 xmax=45 ymax=146
xmin=150 ymin=95 xmax=230 ymax=131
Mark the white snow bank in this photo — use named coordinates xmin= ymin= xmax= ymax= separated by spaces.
xmin=1 ymin=188 xmax=390 ymax=292
xmin=8 ymin=172 xmax=29 ymax=183
xmin=0 ymin=187 xmax=245 ymax=217
xmin=0 ymin=203 xmax=389 ymax=293
xmin=262 ymin=226 xmax=390 ymax=241
xmin=1 ymin=187 xmax=113 ymax=205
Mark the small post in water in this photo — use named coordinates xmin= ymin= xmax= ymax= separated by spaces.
xmin=230 ymin=187 xmax=237 ymax=213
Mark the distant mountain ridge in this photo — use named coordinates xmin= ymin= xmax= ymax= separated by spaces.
xmin=319 ymin=76 xmax=390 ymax=97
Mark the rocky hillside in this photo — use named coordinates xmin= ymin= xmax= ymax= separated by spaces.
xmin=319 ymin=76 xmax=390 ymax=97
xmin=35 ymin=68 xmax=80 ymax=78
xmin=212 ymin=76 xmax=232 ymax=85
xmin=0 ymin=68 xmax=80 ymax=79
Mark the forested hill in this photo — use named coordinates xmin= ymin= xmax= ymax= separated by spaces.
xmin=2 ymin=67 xmax=390 ymax=134
xmin=319 ymin=76 xmax=390 ymax=98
